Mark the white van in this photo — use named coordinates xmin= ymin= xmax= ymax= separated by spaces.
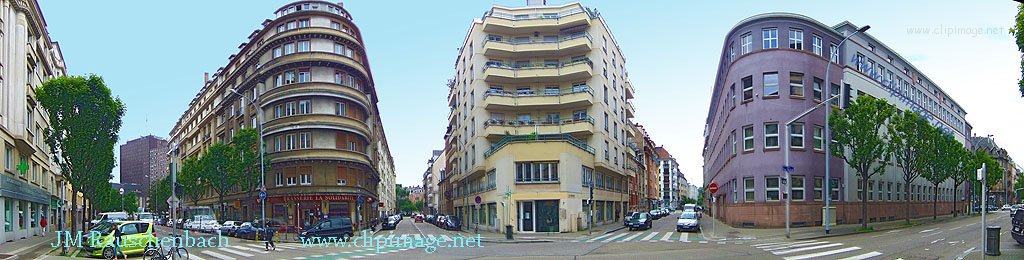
xmin=137 ymin=212 xmax=156 ymax=223
xmin=90 ymin=212 xmax=129 ymax=225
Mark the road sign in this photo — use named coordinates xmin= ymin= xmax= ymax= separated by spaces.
xmin=167 ymin=195 xmax=180 ymax=209
xmin=475 ymin=196 xmax=482 ymax=204
xmin=709 ymin=182 xmax=719 ymax=194
xmin=259 ymin=191 xmax=267 ymax=201
xmin=260 ymin=186 xmax=266 ymax=192
xmin=119 ymin=187 xmax=124 ymax=195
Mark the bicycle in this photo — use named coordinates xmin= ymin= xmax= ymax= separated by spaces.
xmin=144 ymin=235 xmax=189 ymax=260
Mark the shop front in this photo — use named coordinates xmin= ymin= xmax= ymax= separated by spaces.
xmin=266 ymin=193 xmax=375 ymax=231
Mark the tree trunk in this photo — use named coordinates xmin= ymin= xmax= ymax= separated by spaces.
xmin=861 ymin=176 xmax=868 ymax=229
xmin=905 ymin=183 xmax=911 ymax=225
xmin=952 ymin=183 xmax=958 ymax=217
xmin=932 ymin=183 xmax=939 ymax=220
xmin=70 ymin=187 xmax=78 ymax=239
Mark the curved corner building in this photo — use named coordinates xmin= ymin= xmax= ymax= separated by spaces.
xmin=704 ymin=13 xmax=972 ymax=228
xmin=168 ymin=1 xmax=395 ymax=229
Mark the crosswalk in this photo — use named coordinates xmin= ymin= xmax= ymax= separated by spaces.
xmin=578 ymin=231 xmax=703 ymax=243
xmin=188 ymin=233 xmax=460 ymax=260
xmin=750 ymin=240 xmax=883 ymax=260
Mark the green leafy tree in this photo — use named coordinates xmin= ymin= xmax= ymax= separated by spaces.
xmin=1012 ymin=4 xmax=1024 ymax=97
xmin=231 ymin=128 xmax=269 ymax=220
xmin=123 ymin=193 xmax=139 ymax=214
xmin=948 ymin=141 xmax=975 ymax=217
xmin=888 ymin=110 xmax=930 ymax=224
xmin=202 ymin=143 xmax=237 ymax=220
xmin=178 ymin=156 xmax=206 ymax=206
xmin=148 ymin=176 xmax=172 ymax=213
xmin=829 ymin=95 xmax=895 ymax=229
xmin=922 ymin=129 xmax=956 ymax=220
xmin=35 ymin=75 xmax=125 ymax=233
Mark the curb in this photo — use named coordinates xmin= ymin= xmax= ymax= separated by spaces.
xmin=603 ymin=226 xmax=626 ymax=234
xmin=480 ymin=239 xmax=555 ymax=244
xmin=792 ymin=218 xmax=953 ymax=241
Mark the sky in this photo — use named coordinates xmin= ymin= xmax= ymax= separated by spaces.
xmin=37 ymin=0 xmax=1023 ymax=187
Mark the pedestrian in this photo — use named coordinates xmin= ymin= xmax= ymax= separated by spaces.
xmin=112 ymin=223 xmax=125 ymax=260
xmin=40 ymin=215 xmax=47 ymax=236
xmin=263 ymin=223 xmax=276 ymax=251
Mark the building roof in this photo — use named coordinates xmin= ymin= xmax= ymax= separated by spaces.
xmin=654 ymin=146 xmax=672 ymax=160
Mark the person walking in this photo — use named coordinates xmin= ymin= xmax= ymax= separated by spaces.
xmin=263 ymin=223 xmax=276 ymax=251
xmin=40 ymin=215 xmax=47 ymax=236
xmin=111 ymin=223 xmax=125 ymax=260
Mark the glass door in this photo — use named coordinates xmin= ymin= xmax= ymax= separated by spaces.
xmin=536 ymin=200 xmax=559 ymax=232
xmin=519 ymin=201 xmax=534 ymax=232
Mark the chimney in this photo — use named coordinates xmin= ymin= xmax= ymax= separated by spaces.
xmin=526 ymin=0 xmax=546 ymax=6
xmin=204 ymin=72 xmax=209 ymax=84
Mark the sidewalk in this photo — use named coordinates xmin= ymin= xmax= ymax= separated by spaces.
xmin=0 ymin=233 xmax=58 ymax=258
xmin=452 ymin=222 xmax=626 ymax=243
xmin=700 ymin=213 xmax=972 ymax=241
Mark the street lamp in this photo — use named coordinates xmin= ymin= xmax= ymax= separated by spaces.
xmin=783 ymin=25 xmax=869 ymax=238
xmin=228 ymin=87 xmax=267 ymax=232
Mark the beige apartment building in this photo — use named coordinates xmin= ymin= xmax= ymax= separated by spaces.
xmin=444 ymin=1 xmax=641 ymax=233
xmin=168 ymin=1 xmax=395 ymax=230
xmin=0 ymin=0 xmax=69 ymax=244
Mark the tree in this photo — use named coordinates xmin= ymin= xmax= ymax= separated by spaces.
xmin=829 ymin=95 xmax=895 ymax=229
xmin=1012 ymin=4 xmax=1024 ymax=97
xmin=922 ymin=129 xmax=956 ymax=220
xmin=231 ymin=128 xmax=269 ymax=220
xmin=35 ymin=75 xmax=125 ymax=234
xmin=178 ymin=156 xmax=205 ymax=206
xmin=948 ymin=140 xmax=975 ymax=217
xmin=202 ymin=143 xmax=237 ymax=220
xmin=888 ymin=110 xmax=930 ymax=224
xmin=148 ymin=176 xmax=172 ymax=213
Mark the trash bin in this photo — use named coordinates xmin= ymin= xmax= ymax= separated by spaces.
xmin=505 ymin=225 xmax=514 ymax=240
xmin=986 ymin=226 xmax=1001 ymax=256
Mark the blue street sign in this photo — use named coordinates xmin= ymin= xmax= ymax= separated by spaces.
xmin=782 ymin=166 xmax=795 ymax=172
xmin=357 ymin=193 xmax=363 ymax=205
xmin=259 ymin=191 xmax=267 ymax=201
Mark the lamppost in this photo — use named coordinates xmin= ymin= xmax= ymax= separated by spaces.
xmin=228 ymin=88 xmax=267 ymax=232
xmin=782 ymin=25 xmax=870 ymax=238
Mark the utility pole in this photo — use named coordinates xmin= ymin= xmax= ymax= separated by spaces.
xmin=978 ymin=162 xmax=987 ymax=259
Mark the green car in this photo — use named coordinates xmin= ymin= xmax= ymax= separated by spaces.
xmin=82 ymin=221 xmax=158 ymax=258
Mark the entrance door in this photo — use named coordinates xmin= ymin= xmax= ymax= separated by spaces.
xmin=535 ymin=200 xmax=559 ymax=232
xmin=519 ymin=201 xmax=534 ymax=232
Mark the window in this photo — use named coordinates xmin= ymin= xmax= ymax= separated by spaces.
xmin=813 ymin=125 xmax=823 ymax=150
xmin=4 ymin=145 xmax=11 ymax=171
xmin=298 ymin=132 xmax=310 ymax=149
xmin=334 ymin=43 xmax=345 ymax=55
xmin=741 ymin=34 xmax=753 ymax=54
xmin=830 ymin=178 xmax=840 ymax=200
xmin=731 ymin=130 xmax=737 ymax=155
xmin=762 ymin=28 xmax=778 ymax=49
xmin=330 ymin=21 xmax=340 ymax=30
xmin=298 ymin=19 xmax=310 ymax=28
xmin=764 ymin=123 xmax=779 ymax=149
xmin=790 ymin=123 xmax=804 ymax=149
xmin=732 ymin=179 xmax=739 ymax=203
xmin=287 ymin=21 xmax=296 ymax=30
xmin=742 ymin=76 xmax=753 ymax=102
xmin=812 ymin=35 xmax=822 ymax=56
xmin=335 ymin=102 xmax=346 ymax=116
xmin=582 ymin=166 xmax=593 ymax=186
xmin=792 ymin=176 xmax=805 ymax=201
xmin=765 ymin=176 xmax=780 ymax=201
xmin=744 ymin=177 xmax=755 ymax=202
xmin=830 ymin=43 xmax=839 ymax=62
xmin=274 ymin=136 xmax=282 ymax=152
xmin=297 ymin=40 xmax=310 ymax=52
xmin=298 ymin=100 xmax=311 ymax=114
xmin=299 ymin=173 xmax=311 ymax=185
xmin=763 ymin=73 xmax=779 ymax=97
xmin=273 ymin=47 xmax=282 ymax=58
xmin=285 ymin=101 xmax=296 ymax=116
xmin=729 ymin=83 xmax=736 ymax=108
xmin=742 ymin=125 xmax=754 ymax=151
xmin=285 ymin=71 xmax=296 ymax=84
xmin=788 ymin=29 xmax=803 ymax=49
xmin=830 ymin=84 xmax=841 ymax=106
xmin=287 ymin=175 xmax=297 ymax=186
xmin=814 ymin=177 xmax=823 ymax=201
xmin=813 ymin=78 xmax=823 ymax=101
xmin=789 ymin=73 xmax=804 ymax=97
xmin=286 ymin=134 xmax=296 ymax=150
xmin=868 ymin=180 xmax=875 ymax=201
xmin=284 ymin=42 xmax=295 ymax=55
xmin=298 ymin=69 xmax=310 ymax=83
xmin=514 ymin=162 xmax=559 ymax=183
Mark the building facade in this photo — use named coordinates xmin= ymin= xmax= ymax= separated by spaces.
xmin=703 ymin=13 xmax=973 ymax=228
xmin=970 ymin=135 xmax=1018 ymax=205
xmin=655 ymin=146 xmax=681 ymax=210
xmin=444 ymin=1 xmax=639 ymax=233
xmin=422 ymin=150 xmax=443 ymax=214
xmin=168 ymin=1 xmax=394 ymax=230
xmin=0 ymin=0 xmax=67 ymax=244
xmin=119 ymin=135 xmax=168 ymax=209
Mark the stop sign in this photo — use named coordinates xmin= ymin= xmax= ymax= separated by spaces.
xmin=708 ymin=182 xmax=719 ymax=194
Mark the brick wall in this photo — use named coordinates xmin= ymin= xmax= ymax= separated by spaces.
xmin=713 ymin=199 xmax=966 ymax=228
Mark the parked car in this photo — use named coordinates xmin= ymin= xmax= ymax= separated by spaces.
xmin=435 ymin=215 xmax=447 ymax=227
xmin=299 ymin=217 xmax=355 ymax=241
xmin=1002 ymin=204 xmax=1013 ymax=211
xmin=623 ymin=211 xmax=638 ymax=227
xmin=219 ymin=221 xmax=240 ymax=236
xmin=415 ymin=214 xmax=424 ymax=223
xmin=82 ymin=221 xmax=158 ymax=259
xmin=1012 ymin=204 xmax=1024 ymax=245
xmin=677 ymin=211 xmax=700 ymax=232
xmin=235 ymin=222 xmax=259 ymax=239
xmin=90 ymin=212 xmax=130 ymax=226
xmin=381 ymin=216 xmax=399 ymax=230
xmin=648 ymin=210 xmax=662 ymax=220
xmin=444 ymin=216 xmax=462 ymax=230
xmin=425 ymin=215 xmax=435 ymax=224
xmin=627 ymin=212 xmax=652 ymax=231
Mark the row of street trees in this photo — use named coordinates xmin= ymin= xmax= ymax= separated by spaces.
xmin=146 ymin=128 xmax=268 ymax=221
xmin=830 ymin=95 xmax=1004 ymax=229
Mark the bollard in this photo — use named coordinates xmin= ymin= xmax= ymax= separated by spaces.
xmin=986 ymin=226 xmax=1001 ymax=256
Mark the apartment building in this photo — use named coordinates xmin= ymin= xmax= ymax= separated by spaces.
xmin=167 ymin=1 xmax=394 ymax=230
xmin=422 ymin=150 xmax=444 ymax=214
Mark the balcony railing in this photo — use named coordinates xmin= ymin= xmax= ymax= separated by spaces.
xmin=483 ymin=115 xmax=594 ymax=128
xmin=484 ymin=85 xmax=592 ymax=98
xmin=483 ymin=133 xmax=595 ymax=158
xmin=487 ymin=8 xmax=585 ymax=21
xmin=484 ymin=57 xmax=592 ymax=71
xmin=485 ymin=32 xmax=591 ymax=45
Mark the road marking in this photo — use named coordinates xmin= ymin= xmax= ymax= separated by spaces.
xmin=751 ymin=241 xmax=790 ymax=247
xmin=759 ymin=241 xmax=824 ymax=250
xmin=699 ymin=241 xmax=708 ymax=244
xmin=679 ymin=232 xmax=689 ymax=242
xmin=414 ymin=234 xmax=423 ymax=240
xmin=201 ymin=250 xmax=237 ymax=260
xmin=351 ymin=256 xmax=364 ymax=259
xmin=601 ymin=233 xmax=627 ymax=243
xmin=427 ymin=234 xmax=438 ymax=241
xmin=919 ymin=228 xmax=937 ymax=233
xmin=838 ymin=251 xmax=883 ymax=260
xmin=400 ymin=234 xmax=410 ymax=241
xmin=386 ymin=234 xmax=395 ymax=240
xmin=930 ymin=238 xmax=944 ymax=244
xmin=440 ymin=235 xmax=452 ymax=241
xmin=618 ymin=232 xmax=645 ymax=243
xmin=955 ymin=247 xmax=976 ymax=260
xmin=293 ymin=257 xmax=306 ymax=260
xmin=921 ymin=231 xmax=943 ymax=238
xmin=230 ymin=245 xmax=268 ymax=254
xmin=887 ymin=229 xmax=903 ymax=233
xmin=641 ymin=232 xmax=659 ymax=241
xmin=659 ymin=232 xmax=674 ymax=242
xmin=218 ymin=247 xmax=255 ymax=257
xmin=189 ymin=255 xmax=208 ymax=260
xmin=717 ymin=241 xmax=726 ymax=244
xmin=950 ymin=225 xmax=964 ymax=230
xmin=783 ymin=247 xmax=860 ymax=260
xmin=772 ymin=243 xmax=843 ymax=255
xmin=589 ymin=232 xmax=610 ymax=242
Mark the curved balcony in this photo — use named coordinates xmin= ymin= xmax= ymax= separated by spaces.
xmin=483 ymin=33 xmax=592 ymax=58
xmin=483 ymin=86 xmax=593 ymax=110
xmin=259 ymin=52 xmax=368 ymax=81
xmin=264 ymin=113 xmax=370 ymax=138
xmin=262 ymin=82 xmax=370 ymax=110
xmin=269 ymin=148 xmax=371 ymax=166
xmin=625 ymin=100 xmax=635 ymax=118
xmin=483 ymin=9 xmax=591 ymax=34
xmin=264 ymin=26 xmax=362 ymax=53
xmin=483 ymin=133 xmax=594 ymax=158
xmin=624 ymin=80 xmax=635 ymax=99
xmin=483 ymin=116 xmax=594 ymax=140
xmin=482 ymin=59 xmax=592 ymax=84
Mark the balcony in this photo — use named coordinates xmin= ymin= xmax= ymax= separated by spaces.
xmin=624 ymin=80 xmax=635 ymax=99
xmin=483 ymin=133 xmax=595 ymax=158
xmin=483 ymin=116 xmax=594 ymax=140
xmin=482 ymin=8 xmax=591 ymax=34
xmin=625 ymin=100 xmax=635 ymax=118
xmin=482 ymin=59 xmax=593 ymax=84
xmin=483 ymin=33 xmax=592 ymax=58
xmin=483 ymin=86 xmax=593 ymax=110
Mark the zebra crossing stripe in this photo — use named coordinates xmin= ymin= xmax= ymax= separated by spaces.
xmin=440 ymin=235 xmax=452 ymax=242
xmin=587 ymin=233 xmax=614 ymax=242
xmin=602 ymin=233 xmax=627 ymax=243
xmin=752 ymin=241 xmax=789 ymax=247
xmin=783 ymin=247 xmax=861 ymax=260
xmin=201 ymin=250 xmax=237 ymax=260
xmin=837 ymin=251 xmax=883 ymax=260
xmin=659 ymin=232 xmax=673 ymax=242
xmin=772 ymin=243 xmax=843 ymax=255
xmin=414 ymin=234 xmax=423 ymax=240
xmin=230 ymin=245 xmax=268 ymax=254
xmin=680 ymin=232 xmax=689 ymax=242
xmin=400 ymin=234 xmax=410 ymax=240
xmin=218 ymin=247 xmax=255 ymax=257
xmin=641 ymin=232 xmax=659 ymax=241
xmin=427 ymin=234 xmax=438 ymax=241
xmin=760 ymin=241 xmax=824 ymax=250
xmin=617 ymin=232 xmax=644 ymax=243
xmin=189 ymin=254 xmax=208 ymax=260
xmin=387 ymin=234 xmax=395 ymax=240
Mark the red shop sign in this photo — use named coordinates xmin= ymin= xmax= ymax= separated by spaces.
xmin=267 ymin=194 xmax=356 ymax=203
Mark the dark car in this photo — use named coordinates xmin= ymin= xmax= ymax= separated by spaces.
xmin=299 ymin=217 xmax=355 ymax=242
xmin=648 ymin=210 xmax=663 ymax=220
xmin=676 ymin=211 xmax=700 ymax=232
xmin=444 ymin=216 xmax=462 ymax=230
xmin=381 ymin=216 xmax=399 ymax=230
xmin=235 ymin=222 xmax=259 ymax=240
xmin=627 ymin=212 xmax=652 ymax=231
xmin=623 ymin=211 xmax=638 ymax=227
